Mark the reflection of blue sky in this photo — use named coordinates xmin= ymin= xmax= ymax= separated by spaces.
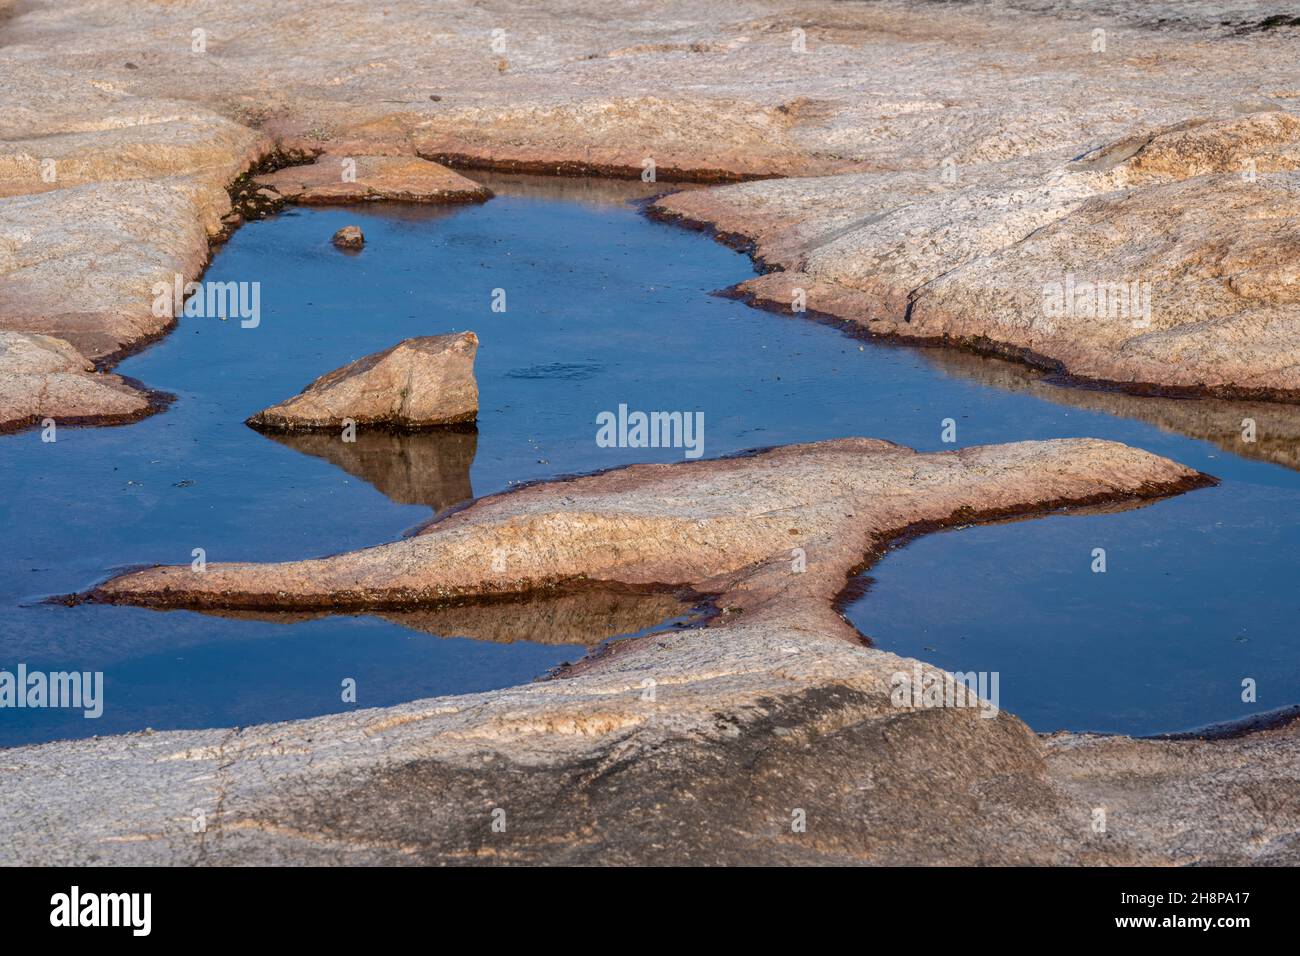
xmin=2 ymin=188 xmax=1295 ymax=742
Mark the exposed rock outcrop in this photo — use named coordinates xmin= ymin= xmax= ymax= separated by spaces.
xmin=2 ymin=0 xmax=1299 ymax=420
xmin=0 ymin=331 xmax=155 ymax=432
xmin=3 ymin=0 xmax=1300 ymax=867
xmin=90 ymin=437 xmax=1209 ymax=611
xmin=5 ymin=652 xmax=1296 ymax=865
xmin=654 ymin=112 xmax=1300 ymax=400
xmin=257 ymin=155 xmax=492 ymax=205
xmin=11 ymin=436 xmax=1293 ymax=866
xmin=246 ymin=332 xmax=479 ymax=431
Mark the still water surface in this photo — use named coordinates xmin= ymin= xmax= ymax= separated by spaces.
xmin=1 ymin=175 xmax=1296 ymax=743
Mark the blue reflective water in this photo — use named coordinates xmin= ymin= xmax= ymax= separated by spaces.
xmin=1 ymin=175 xmax=1297 ymax=743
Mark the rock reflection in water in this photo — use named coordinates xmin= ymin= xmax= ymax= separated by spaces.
xmin=202 ymin=585 xmax=703 ymax=646
xmin=467 ymin=170 xmax=691 ymax=206
xmin=263 ymin=426 xmax=476 ymax=511
xmin=922 ymin=348 xmax=1300 ymax=472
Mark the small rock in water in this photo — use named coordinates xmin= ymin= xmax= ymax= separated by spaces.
xmin=246 ymin=331 xmax=479 ymax=431
xmin=332 ymin=225 xmax=365 ymax=250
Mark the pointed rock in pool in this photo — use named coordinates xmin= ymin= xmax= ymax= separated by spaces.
xmin=332 ymin=225 xmax=364 ymax=249
xmin=246 ymin=332 xmax=478 ymax=431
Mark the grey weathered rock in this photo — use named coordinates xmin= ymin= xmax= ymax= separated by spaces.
xmin=246 ymin=332 xmax=479 ymax=431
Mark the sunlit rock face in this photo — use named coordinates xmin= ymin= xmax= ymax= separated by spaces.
xmin=3 ymin=0 xmax=1300 ymax=415
xmin=246 ymin=332 xmax=479 ymax=431
xmin=256 ymin=155 xmax=492 ymax=204
xmin=2 ymin=0 xmax=1299 ymax=866
xmin=655 ymin=112 xmax=1300 ymax=400
xmin=21 ymin=438 xmax=1293 ymax=867
xmin=0 ymin=330 xmax=153 ymax=432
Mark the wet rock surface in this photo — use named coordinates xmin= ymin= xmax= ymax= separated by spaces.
xmin=246 ymin=332 xmax=479 ymax=431
xmin=331 ymin=225 xmax=365 ymax=249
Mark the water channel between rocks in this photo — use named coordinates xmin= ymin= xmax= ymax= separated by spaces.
xmin=2 ymin=173 xmax=1296 ymax=745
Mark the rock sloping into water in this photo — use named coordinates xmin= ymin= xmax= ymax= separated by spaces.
xmin=654 ymin=112 xmax=1300 ymax=400
xmin=246 ymin=332 xmax=479 ymax=432
xmin=90 ymin=437 xmax=1210 ymax=612
xmin=2 ymin=1 xmax=1300 ymax=417
xmin=3 ymin=0 xmax=1299 ymax=868
xmin=0 ymin=331 xmax=154 ymax=432
xmin=18 ymin=436 xmax=1296 ymax=865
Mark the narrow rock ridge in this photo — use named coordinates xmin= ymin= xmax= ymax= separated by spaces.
xmin=87 ymin=438 xmax=1210 ymax=617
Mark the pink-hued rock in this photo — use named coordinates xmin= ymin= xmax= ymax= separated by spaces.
xmin=3 ymin=0 xmax=1300 ymax=416
xmin=256 ymin=155 xmax=491 ymax=204
xmin=653 ymin=112 xmax=1300 ymax=401
xmin=246 ymin=332 xmax=478 ymax=431
xmin=45 ymin=435 xmax=1295 ymax=869
xmin=0 ymin=331 xmax=154 ymax=432
xmin=93 ymin=436 xmax=1206 ymax=614
xmin=5 ymin=0 xmax=1300 ymax=869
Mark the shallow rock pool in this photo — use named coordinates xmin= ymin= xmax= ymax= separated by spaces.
xmin=2 ymin=175 xmax=1296 ymax=743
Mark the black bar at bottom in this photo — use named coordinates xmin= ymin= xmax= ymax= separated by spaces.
xmin=5 ymin=865 xmax=1283 ymax=940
